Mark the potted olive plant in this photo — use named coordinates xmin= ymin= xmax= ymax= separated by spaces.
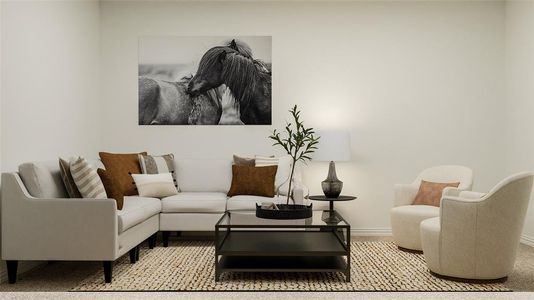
xmin=256 ymin=105 xmax=320 ymax=220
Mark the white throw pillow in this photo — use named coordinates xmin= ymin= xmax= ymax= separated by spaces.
xmin=132 ymin=173 xmax=178 ymax=198
xmin=255 ymin=155 xmax=292 ymax=194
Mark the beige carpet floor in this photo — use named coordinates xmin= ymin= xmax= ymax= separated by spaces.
xmin=70 ymin=240 xmax=508 ymax=292
xmin=0 ymin=236 xmax=533 ymax=292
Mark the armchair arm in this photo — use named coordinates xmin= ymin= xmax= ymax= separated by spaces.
xmin=393 ymin=183 xmax=418 ymax=207
xmin=459 ymin=191 xmax=486 ymax=200
xmin=1 ymin=173 xmax=118 ymax=261
xmin=442 ymin=187 xmax=461 ymax=197
xmin=438 ymin=195 xmax=480 ymax=272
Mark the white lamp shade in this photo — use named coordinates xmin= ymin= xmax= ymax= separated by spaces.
xmin=312 ymin=131 xmax=351 ymax=162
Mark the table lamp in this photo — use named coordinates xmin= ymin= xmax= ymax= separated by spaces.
xmin=312 ymin=131 xmax=351 ymax=198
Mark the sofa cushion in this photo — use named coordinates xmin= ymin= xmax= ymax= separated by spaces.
xmin=227 ymin=195 xmax=288 ymax=211
xmin=117 ymin=196 xmax=161 ymax=233
xmin=19 ymin=160 xmax=104 ymax=199
xmin=175 ymin=159 xmax=232 ymax=192
xmin=19 ymin=161 xmax=69 ymax=198
xmin=161 ymin=192 xmax=227 ymax=213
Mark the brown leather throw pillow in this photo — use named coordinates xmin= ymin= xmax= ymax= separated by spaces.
xmin=97 ymin=168 xmax=124 ymax=210
xmin=412 ymin=180 xmax=460 ymax=207
xmin=99 ymin=152 xmax=147 ymax=196
xmin=227 ymin=165 xmax=278 ymax=197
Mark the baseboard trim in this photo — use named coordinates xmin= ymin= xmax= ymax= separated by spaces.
xmin=351 ymin=228 xmax=392 ymax=236
xmin=0 ymin=261 xmax=43 ymax=284
xmin=521 ymin=234 xmax=534 ymax=247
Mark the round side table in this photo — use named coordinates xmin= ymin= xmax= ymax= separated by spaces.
xmin=308 ymin=195 xmax=357 ymax=212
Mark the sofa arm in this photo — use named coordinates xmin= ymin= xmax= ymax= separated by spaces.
xmin=1 ymin=173 xmax=118 ymax=261
xmin=393 ymin=183 xmax=418 ymax=207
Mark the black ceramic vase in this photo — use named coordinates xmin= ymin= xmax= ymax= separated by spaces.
xmin=321 ymin=161 xmax=343 ymax=198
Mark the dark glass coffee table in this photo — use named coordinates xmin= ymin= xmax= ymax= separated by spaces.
xmin=214 ymin=210 xmax=351 ymax=282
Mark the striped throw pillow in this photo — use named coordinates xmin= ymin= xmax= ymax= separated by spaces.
xmin=139 ymin=154 xmax=178 ymax=189
xmin=254 ymin=156 xmax=279 ymax=167
xmin=131 ymin=173 xmax=178 ymax=198
xmin=59 ymin=157 xmax=82 ymax=198
xmin=70 ymin=157 xmax=107 ymax=199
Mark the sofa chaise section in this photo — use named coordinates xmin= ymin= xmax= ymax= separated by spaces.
xmin=1 ymin=161 xmax=160 ymax=284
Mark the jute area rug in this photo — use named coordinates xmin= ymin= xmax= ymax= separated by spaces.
xmin=72 ymin=241 xmax=509 ymax=292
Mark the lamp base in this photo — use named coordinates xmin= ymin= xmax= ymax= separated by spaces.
xmin=321 ymin=161 xmax=343 ymax=198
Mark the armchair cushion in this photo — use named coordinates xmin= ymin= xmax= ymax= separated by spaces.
xmin=413 ymin=180 xmax=460 ymax=207
xmin=390 ymin=205 xmax=440 ymax=250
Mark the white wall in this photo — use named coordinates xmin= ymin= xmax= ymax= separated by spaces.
xmin=100 ymin=1 xmax=506 ymax=230
xmin=0 ymin=0 xmax=100 ymax=279
xmin=505 ymin=0 xmax=534 ymax=242
xmin=1 ymin=0 xmax=101 ymax=172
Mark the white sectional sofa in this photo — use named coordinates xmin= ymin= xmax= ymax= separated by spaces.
xmin=2 ymin=158 xmax=318 ymax=284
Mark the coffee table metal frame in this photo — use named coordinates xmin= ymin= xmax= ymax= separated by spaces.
xmin=214 ymin=210 xmax=351 ymax=282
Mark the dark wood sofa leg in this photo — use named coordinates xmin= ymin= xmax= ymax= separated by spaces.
xmin=136 ymin=246 xmax=140 ymax=261
xmin=163 ymin=231 xmax=170 ymax=247
xmin=129 ymin=248 xmax=137 ymax=264
xmin=103 ymin=261 xmax=112 ymax=283
xmin=6 ymin=260 xmax=18 ymax=284
xmin=148 ymin=233 xmax=157 ymax=249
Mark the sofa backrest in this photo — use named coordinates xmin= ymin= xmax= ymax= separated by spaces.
xmin=175 ymin=159 xmax=232 ymax=193
xmin=18 ymin=159 xmax=104 ymax=199
xmin=17 ymin=157 xmax=294 ymax=197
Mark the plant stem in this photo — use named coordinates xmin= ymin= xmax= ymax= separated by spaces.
xmin=286 ymin=159 xmax=296 ymax=205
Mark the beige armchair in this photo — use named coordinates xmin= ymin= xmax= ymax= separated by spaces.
xmin=421 ymin=172 xmax=533 ymax=281
xmin=390 ymin=166 xmax=473 ymax=251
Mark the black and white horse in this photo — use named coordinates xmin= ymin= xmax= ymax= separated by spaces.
xmin=138 ymin=39 xmax=271 ymax=125
xmin=187 ymin=39 xmax=272 ymax=125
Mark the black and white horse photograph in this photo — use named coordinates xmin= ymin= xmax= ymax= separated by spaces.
xmin=138 ymin=36 xmax=272 ymax=125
